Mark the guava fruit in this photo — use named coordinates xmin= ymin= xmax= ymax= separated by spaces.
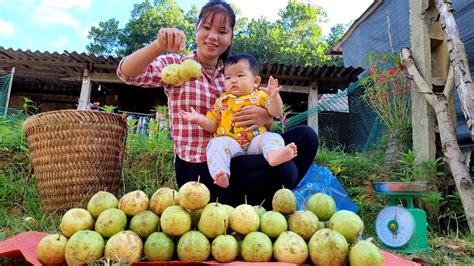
xmin=229 ymin=203 xmax=259 ymax=235
xmin=190 ymin=208 xmax=203 ymax=228
xmin=59 ymin=208 xmax=94 ymax=237
xmin=319 ymin=221 xmax=326 ymax=229
xmin=253 ymin=200 xmax=267 ymax=219
xmin=161 ymin=63 xmax=183 ymax=86
xmin=223 ymin=204 xmax=234 ymax=217
xmin=94 ymin=208 xmax=127 ymax=238
xmin=272 ymin=187 xmax=296 ymax=214
xmin=273 ymin=231 xmax=308 ymax=263
xmin=104 ymin=230 xmax=143 ymax=263
xmin=240 ymin=232 xmax=272 ymax=262
xmin=253 ymin=205 xmax=266 ymax=219
xmin=259 ymin=211 xmax=287 ymax=238
xmin=118 ymin=190 xmax=149 ymax=216
xmin=178 ymin=179 xmax=210 ymax=210
xmin=160 ymin=205 xmax=191 ymax=237
xmin=198 ymin=202 xmax=229 ymax=238
xmin=144 ymin=232 xmax=174 ymax=261
xmin=306 ymin=192 xmax=336 ymax=221
xmin=87 ymin=191 xmax=118 ymax=219
xmin=211 ymin=234 xmax=238 ymax=263
xmin=178 ymin=59 xmax=202 ymax=81
xmin=36 ymin=233 xmax=67 ymax=265
xmin=329 ymin=210 xmax=364 ymax=243
xmin=288 ymin=210 xmax=319 ymax=240
xmin=349 ymin=239 xmax=384 ymax=266
xmin=149 ymin=187 xmax=178 ymax=215
xmin=129 ymin=210 xmax=160 ymax=238
xmin=177 ymin=231 xmax=210 ymax=261
xmin=65 ymin=230 xmax=104 ymax=266
xmin=308 ymin=228 xmax=348 ymax=266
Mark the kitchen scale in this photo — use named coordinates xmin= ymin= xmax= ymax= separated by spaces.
xmin=373 ymin=182 xmax=431 ymax=253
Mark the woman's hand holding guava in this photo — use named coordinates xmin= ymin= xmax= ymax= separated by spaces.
xmin=155 ymin=28 xmax=186 ymax=53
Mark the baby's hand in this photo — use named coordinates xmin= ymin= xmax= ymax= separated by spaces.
xmin=261 ymin=76 xmax=281 ymax=98
xmin=179 ymin=107 xmax=200 ymax=122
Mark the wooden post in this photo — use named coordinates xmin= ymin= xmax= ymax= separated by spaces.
xmin=3 ymin=67 xmax=15 ymax=116
xmin=307 ymin=80 xmax=319 ymax=134
xmin=434 ymin=0 xmax=474 ymax=141
xmin=409 ymin=0 xmax=437 ymax=161
xmin=77 ymin=68 xmax=92 ymax=110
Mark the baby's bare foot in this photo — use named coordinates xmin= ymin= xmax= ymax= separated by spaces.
xmin=214 ymin=171 xmax=229 ymax=188
xmin=267 ymin=143 xmax=297 ymax=166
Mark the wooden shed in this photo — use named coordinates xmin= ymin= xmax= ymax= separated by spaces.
xmin=0 ymin=46 xmax=362 ymax=133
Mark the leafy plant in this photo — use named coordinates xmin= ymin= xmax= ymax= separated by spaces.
xmin=100 ymin=105 xmax=117 ymax=113
xmin=395 ymin=149 xmax=418 ymax=182
xmin=359 ymin=52 xmax=411 ymax=132
xmin=152 ymin=105 xmax=168 ymax=116
xmin=273 ymin=103 xmax=292 ymax=133
xmin=422 ymin=191 xmax=444 ymax=231
xmin=395 ymin=150 xmax=445 ymax=182
xmin=22 ymin=97 xmax=41 ymax=115
xmin=151 ymin=105 xmax=169 ymax=132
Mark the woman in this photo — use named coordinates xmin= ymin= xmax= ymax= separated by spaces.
xmin=117 ymin=0 xmax=318 ymax=208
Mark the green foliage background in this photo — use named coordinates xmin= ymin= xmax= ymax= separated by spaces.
xmin=86 ymin=0 xmax=344 ymax=66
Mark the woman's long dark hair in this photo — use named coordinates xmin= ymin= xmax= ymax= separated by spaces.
xmin=197 ymin=0 xmax=236 ymax=62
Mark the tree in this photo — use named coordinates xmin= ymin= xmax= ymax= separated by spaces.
xmin=325 ymin=23 xmax=349 ymax=66
xmin=86 ymin=19 xmax=121 ymax=56
xmin=87 ymin=0 xmax=197 ymax=56
xmin=326 ymin=23 xmax=348 ymax=49
xmin=275 ymin=0 xmax=329 ymax=65
xmin=86 ymin=0 xmax=333 ymax=66
xmin=232 ymin=0 xmax=330 ymax=65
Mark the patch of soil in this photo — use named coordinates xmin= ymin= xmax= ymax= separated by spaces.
xmin=0 ymin=151 xmax=29 ymax=172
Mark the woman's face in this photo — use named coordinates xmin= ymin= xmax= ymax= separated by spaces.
xmin=195 ymin=12 xmax=233 ymax=67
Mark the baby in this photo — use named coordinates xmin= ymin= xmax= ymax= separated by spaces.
xmin=180 ymin=53 xmax=297 ymax=188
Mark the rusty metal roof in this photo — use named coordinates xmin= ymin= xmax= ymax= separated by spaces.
xmin=260 ymin=63 xmax=363 ymax=93
xmin=0 ymin=47 xmax=363 ymax=94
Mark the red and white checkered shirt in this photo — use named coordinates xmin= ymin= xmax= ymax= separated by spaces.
xmin=117 ymin=51 xmax=225 ymax=163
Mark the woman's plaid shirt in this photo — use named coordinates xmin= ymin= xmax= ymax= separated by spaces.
xmin=117 ymin=51 xmax=225 ymax=163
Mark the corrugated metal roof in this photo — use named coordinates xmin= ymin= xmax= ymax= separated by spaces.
xmin=0 ymin=47 xmax=363 ymax=94
xmin=319 ymin=90 xmax=349 ymax=113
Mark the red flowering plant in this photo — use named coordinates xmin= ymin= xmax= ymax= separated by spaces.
xmin=360 ymin=52 xmax=411 ymax=132
xmin=360 ymin=52 xmax=412 ymax=168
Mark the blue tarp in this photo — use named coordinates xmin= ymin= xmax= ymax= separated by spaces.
xmin=293 ymin=163 xmax=359 ymax=213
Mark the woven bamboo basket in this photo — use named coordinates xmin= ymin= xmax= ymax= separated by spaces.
xmin=22 ymin=110 xmax=127 ymax=212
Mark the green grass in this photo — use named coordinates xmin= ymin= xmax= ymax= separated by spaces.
xmin=0 ymin=114 xmax=473 ymax=264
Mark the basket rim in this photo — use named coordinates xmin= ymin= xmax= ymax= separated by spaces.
xmin=23 ymin=109 xmax=126 ymax=131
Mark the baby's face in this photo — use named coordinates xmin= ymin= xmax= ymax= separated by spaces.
xmin=224 ymin=60 xmax=259 ymax=97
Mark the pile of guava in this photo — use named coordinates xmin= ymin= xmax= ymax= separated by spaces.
xmin=36 ymin=181 xmax=383 ymax=265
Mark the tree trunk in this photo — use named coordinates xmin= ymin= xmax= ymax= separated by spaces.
xmin=385 ymin=128 xmax=404 ymax=169
xmin=435 ymin=0 xmax=474 ymax=141
xmin=402 ymin=48 xmax=474 ymax=233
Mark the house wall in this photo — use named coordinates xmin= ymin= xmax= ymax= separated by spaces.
xmin=341 ymin=0 xmax=473 ymax=85
xmin=341 ymin=0 xmax=410 ymax=68
xmin=453 ymin=0 xmax=474 ymax=77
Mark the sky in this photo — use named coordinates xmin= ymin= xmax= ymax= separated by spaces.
xmin=0 ymin=0 xmax=374 ymax=53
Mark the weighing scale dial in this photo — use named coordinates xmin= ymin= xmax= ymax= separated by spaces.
xmin=375 ymin=206 xmax=415 ymax=248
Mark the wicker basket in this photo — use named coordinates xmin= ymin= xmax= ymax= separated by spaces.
xmin=23 ymin=110 xmax=127 ymax=212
